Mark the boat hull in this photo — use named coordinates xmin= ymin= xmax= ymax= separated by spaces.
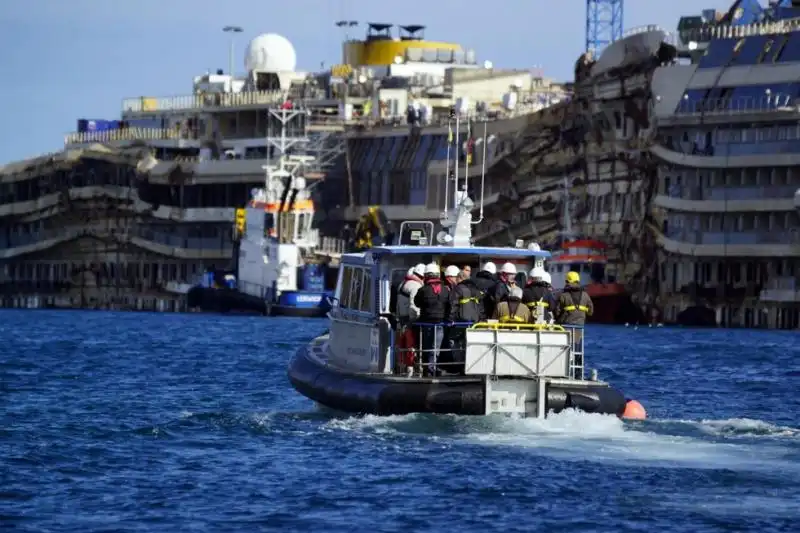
xmin=287 ymin=337 xmax=628 ymax=417
xmin=186 ymin=287 xmax=330 ymax=318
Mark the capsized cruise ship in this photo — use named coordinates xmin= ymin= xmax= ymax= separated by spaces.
xmin=0 ymin=22 xmax=570 ymax=312
xmin=469 ymin=0 xmax=799 ymax=329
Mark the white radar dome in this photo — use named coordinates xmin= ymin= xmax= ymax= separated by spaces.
xmin=244 ymin=33 xmax=297 ymax=73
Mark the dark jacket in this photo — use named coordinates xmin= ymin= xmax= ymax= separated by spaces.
xmin=447 ymin=279 xmax=482 ymax=323
xmin=556 ymin=284 xmax=594 ymax=325
xmin=522 ymin=282 xmax=557 ymax=322
xmin=472 ymin=271 xmax=497 ymax=318
xmin=413 ymin=279 xmax=451 ymax=323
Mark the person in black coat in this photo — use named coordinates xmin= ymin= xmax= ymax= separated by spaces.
xmin=472 ymin=261 xmax=498 ymax=319
xmin=413 ymin=263 xmax=450 ymax=376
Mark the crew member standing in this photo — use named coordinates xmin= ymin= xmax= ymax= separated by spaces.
xmin=396 ymin=263 xmax=425 ymax=370
xmin=522 ymin=267 xmax=557 ymax=323
xmin=444 ymin=265 xmax=481 ymax=373
xmin=473 ymin=262 xmax=497 ymax=319
xmin=413 ymin=263 xmax=451 ymax=376
xmin=556 ymin=270 xmax=593 ymax=378
xmin=492 ymin=286 xmax=531 ymax=323
xmin=396 ymin=263 xmax=425 ymax=325
xmin=556 ymin=271 xmax=593 ymax=326
xmin=489 ymin=262 xmax=519 ymax=308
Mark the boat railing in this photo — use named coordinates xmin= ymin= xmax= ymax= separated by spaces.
xmin=675 ymin=95 xmax=797 ymax=116
xmin=395 ymin=322 xmax=584 ymax=380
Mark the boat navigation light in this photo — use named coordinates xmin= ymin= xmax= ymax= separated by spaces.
xmin=688 ymin=41 xmax=698 ymax=50
xmin=527 ymin=242 xmax=541 ymax=251
xmin=436 ymin=231 xmax=453 ymax=244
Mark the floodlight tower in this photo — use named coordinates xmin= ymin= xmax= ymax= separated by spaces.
xmin=585 ymin=0 xmax=624 ymax=54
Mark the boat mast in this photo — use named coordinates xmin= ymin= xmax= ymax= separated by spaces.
xmin=262 ymin=106 xmax=312 ymax=244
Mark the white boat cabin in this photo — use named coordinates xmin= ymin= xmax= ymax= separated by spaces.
xmin=327 ymin=238 xmax=580 ymax=378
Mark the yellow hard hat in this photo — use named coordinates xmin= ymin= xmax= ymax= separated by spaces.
xmin=566 ymin=271 xmax=580 ymax=284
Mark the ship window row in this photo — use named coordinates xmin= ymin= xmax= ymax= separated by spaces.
xmin=661 ymin=165 xmax=800 ymax=193
xmin=660 ymin=122 xmax=800 ymax=157
xmin=2 ymin=261 xmax=205 ymax=288
xmin=662 ymin=258 xmax=796 ymax=289
xmin=338 ymin=265 xmax=373 ymax=313
xmin=663 ymin=212 xmax=800 ymax=245
xmin=0 ymin=221 xmax=232 ymax=251
xmin=348 ymin=133 xmax=500 ymax=173
xmin=697 ymin=33 xmax=800 ymax=68
xmin=674 ymin=83 xmax=800 ymax=114
xmin=0 ymin=164 xmax=137 ymax=204
xmin=354 ymin=170 xmax=428 ymax=206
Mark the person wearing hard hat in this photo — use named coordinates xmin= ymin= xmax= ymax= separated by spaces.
xmin=473 ymin=261 xmax=497 ymax=319
xmin=522 ymin=267 xmax=557 ymax=324
xmin=556 ymin=270 xmax=593 ymax=326
xmin=489 ymin=262 xmax=519 ymax=309
xmin=492 ymin=285 xmax=531 ymax=323
xmin=396 ymin=263 xmax=425 ymax=325
xmin=413 ymin=263 xmax=451 ymax=376
xmin=441 ymin=265 xmax=479 ymax=374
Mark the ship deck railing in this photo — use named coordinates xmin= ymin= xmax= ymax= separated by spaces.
xmin=677 ymin=19 xmax=800 ymax=47
xmin=393 ymin=321 xmax=584 ymax=380
xmin=675 ymin=95 xmax=797 ymax=116
xmin=65 ymin=127 xmax=201 ymax=145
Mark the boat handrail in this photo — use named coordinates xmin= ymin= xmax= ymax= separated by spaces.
xmin=470 ymin=322 xmax=567 ymax=332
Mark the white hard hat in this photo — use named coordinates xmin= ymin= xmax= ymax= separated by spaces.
xmin=444 ymin=265 xmax=460 ymax=277
xmin=529 ymin=267 xmax=546 ymax=280
xmin=413 ymin=263 xmax=426 ymax=277
xmin=407 ymin=267 xmax=416 ymax=276
xmin=481 ymin=261 xmax=497 ymax=274
xmin=500 ymin=262 xmax=517 ymax=275
xmin=424 ymin=263 xmax=440 ymax=275
xmin=541 ymin=272 xmax=552 ymax=285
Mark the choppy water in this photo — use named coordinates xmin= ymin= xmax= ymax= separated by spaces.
xmin=2 ymin=310 xmax=799 ymax=532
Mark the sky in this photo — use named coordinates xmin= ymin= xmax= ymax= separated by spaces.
xmin=0 ymin=0 xmax=733 ymax=165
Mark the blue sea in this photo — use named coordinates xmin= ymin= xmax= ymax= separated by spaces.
xmin=2 ymin=310 xmax=799 ymax=532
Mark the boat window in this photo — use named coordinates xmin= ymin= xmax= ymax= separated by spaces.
xmin=359 ymin=269 xmax=373 ymax=312
xmin=339 ymin=267 xmax=354 ymax=308
xmin=348 ymin=268 xmax=364 ymax=309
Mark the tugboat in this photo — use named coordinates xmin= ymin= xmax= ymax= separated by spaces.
xmin=287 ymin=114 xmax=645 ymax=419
xmin=187 ymin=108 xmax=334 ymax=317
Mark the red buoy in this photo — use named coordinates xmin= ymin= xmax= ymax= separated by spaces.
xmin=622 ymin=399 xmax=646 ymax=420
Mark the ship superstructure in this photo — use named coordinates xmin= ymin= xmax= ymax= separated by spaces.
xmin=649 ymin=1 xmax=800 ymax=329
xmin=0 ymin=32 xmax=341 ymax=311
xmin=471 ymin=0 xmax=800 ymax=329
xmin=311 ymin=23 xmax=570 ymax=252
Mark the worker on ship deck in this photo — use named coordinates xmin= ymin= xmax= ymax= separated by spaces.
xmin=522 ymin=267 xmax=557 ymax=324
xmin=556 ymin=270 xmax=593 ymax=377
xmin=556 ymin=271 xmax=593 ymax=326
xmin=473 ymin=262 xmax=497 ymax=319
xmin=413 ymin=263 xmax=451 ymax=376
xmin=492 ymin=285 xmax=531 ymax=323
xmin=488 ymin=262 xmax=519 ymax=311
xmin=396 ymin=263 xmax=425 ymax=326
xmin=443 ymin=265 xmax=481 ymax=374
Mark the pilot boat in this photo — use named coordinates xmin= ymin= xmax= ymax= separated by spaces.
xmin=287 ymin=114 xmax=645 ymax=419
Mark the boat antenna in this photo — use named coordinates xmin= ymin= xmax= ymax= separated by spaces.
xmin=472 ymin=119 xmax=488 ymax=224
xmin=443 ymin=106 xmax=454 ymax=220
